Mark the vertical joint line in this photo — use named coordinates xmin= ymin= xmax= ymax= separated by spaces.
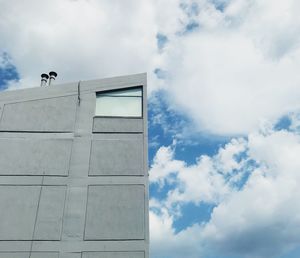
xmin=78 ymin=81 xmax=81 ymax=105
xmin=29 ymin=171 xmax=45 ymax=258
xmin=0 ymin=103 xmax=5 ymax=124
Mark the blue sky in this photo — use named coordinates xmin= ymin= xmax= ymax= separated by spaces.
xmin=0 ymin=52 xmax=19 ymax=90
xmin=1 ymin=0 xmax=300 ymax=257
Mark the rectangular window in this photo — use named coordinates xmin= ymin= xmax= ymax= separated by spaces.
xmin=95 ymin=87 xmax=142 ymax=117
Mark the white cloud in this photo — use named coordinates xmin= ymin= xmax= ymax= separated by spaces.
xmin=0 ymin=0 xmax=159 ymax=89
xmin=150 ymin=209 xmax=204 ymax=258
xmin=158 ymin=0 xmax=300 ymax=135
xmin=149 ymin=144 xmax=185 ymax=186
xmin=150 ymin=137 xmax=247 ymax=207
xmin=215 ymin=137 xmax=247 ymax=173
xmin=149 ymin=120 xmax=300 ymax=258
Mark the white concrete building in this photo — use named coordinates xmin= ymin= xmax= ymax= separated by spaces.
xmin=0 ymin=73 xmax=149 ymax=258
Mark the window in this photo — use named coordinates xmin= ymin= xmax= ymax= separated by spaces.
xmin=95 ymin=87 xmax=142 ymax=117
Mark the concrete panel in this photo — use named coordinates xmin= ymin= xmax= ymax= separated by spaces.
xmin=35 ymin=186 xmax=66 ymax=240
xmin=61 ymin=186 xmax=87 ymax=240
xmin=85 ymin=185 xmax=145 ymax=240
xmin=93 ymin=118 xmax=143 ymax=133
xmin=30 ymin=253 xmax=59 ymax=258
xmin=0 ymin=96 xmax=77 ymax=132
xmin=0 ymin=186 xmax=66 ymax=240
xmin=60 ymin=253 xmax=82 ymax=258
xmin=83 ymin=252 xmax=144 ymax=258
xmin=0 ymin=138 xmax=72 ymax=176
xmin=0 ymin=186 xmax=40 ymax=240
xmin=89 ymin=136 xmax=143 ymax=176
xmin=0 ymin=253 xmax=59 ymax=258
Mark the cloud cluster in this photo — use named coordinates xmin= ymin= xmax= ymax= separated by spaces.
xmin=0 ymin=0 xmax=159 ymax=89
xmin=149 ymin=120 xmax=300 ymax=258
xmin=158 ymin=0 xmax=300 ymax=135
xmin=150 ymin=137 xmax=248 ymax=206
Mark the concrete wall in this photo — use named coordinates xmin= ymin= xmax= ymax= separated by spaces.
xmin=0 ymin=73 xmax=149 ymax=258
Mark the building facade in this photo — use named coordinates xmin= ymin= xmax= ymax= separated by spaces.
xmin=0 ymin=73 xmax=149 ymax=258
